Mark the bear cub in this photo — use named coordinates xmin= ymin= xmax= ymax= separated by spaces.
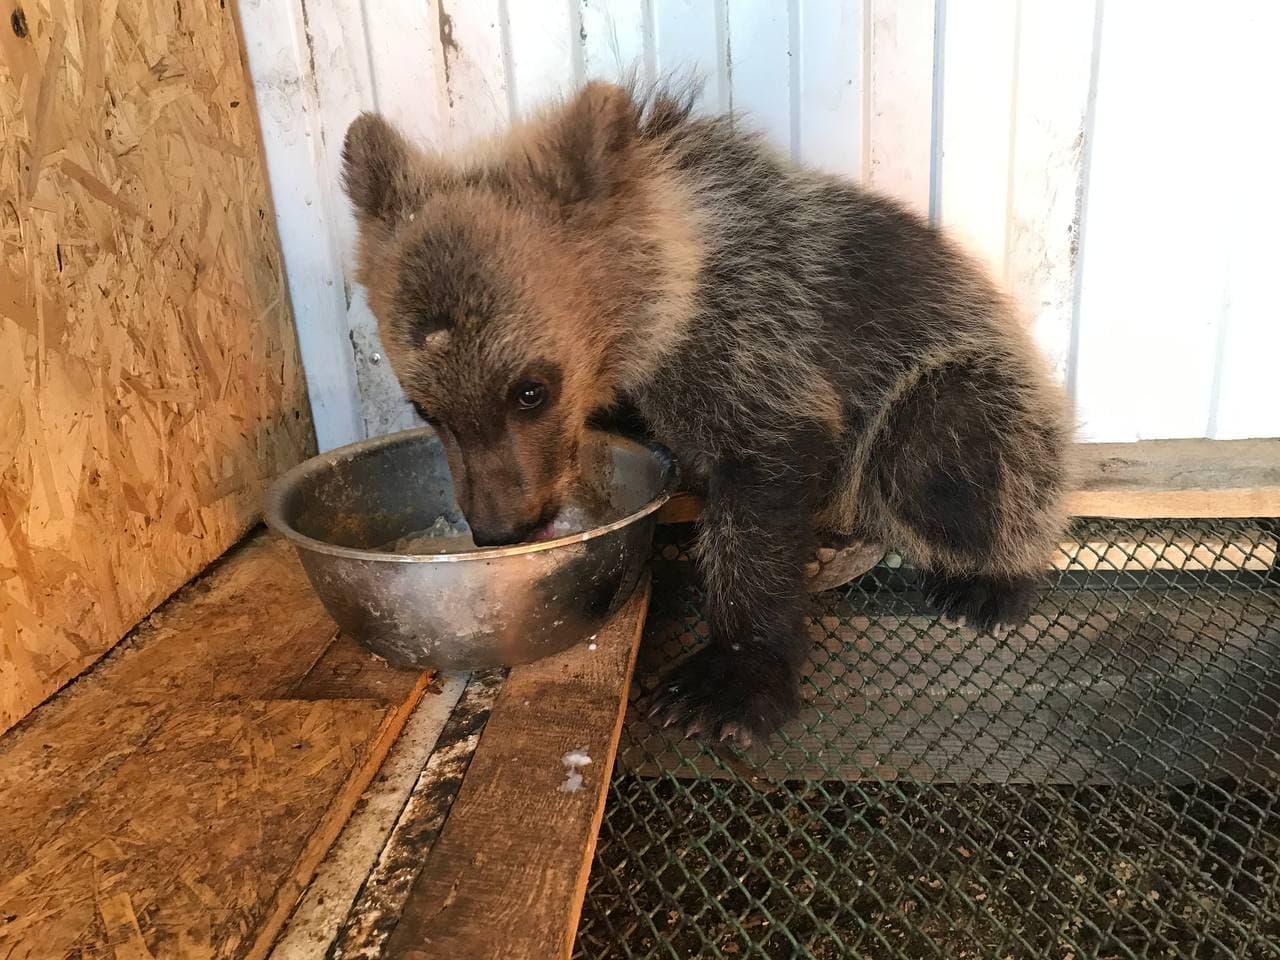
xmin=341 ymin=81 xmax=1073 ymax=747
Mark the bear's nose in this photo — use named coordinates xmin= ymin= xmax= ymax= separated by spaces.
xmin=468 ymin=520 xmax=524 ymax=548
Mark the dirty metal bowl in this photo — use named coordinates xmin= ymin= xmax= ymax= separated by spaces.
xmin=264 ymin=427 xmax=676 ymax=671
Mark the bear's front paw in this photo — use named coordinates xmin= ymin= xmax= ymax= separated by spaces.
xmin=645 ymin=644 xmax=800 ymax=748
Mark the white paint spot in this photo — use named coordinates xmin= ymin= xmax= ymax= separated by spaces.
xmin=558 ymin=748 xmax=592 ymax=793
xmin=588 ymin=643 xmax=597 ymax=651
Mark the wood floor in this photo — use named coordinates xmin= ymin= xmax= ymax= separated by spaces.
xmin=0 ymin=530 xmax=649 ymax=960
xmin=0 ymin=532 xmax=430 ymax=960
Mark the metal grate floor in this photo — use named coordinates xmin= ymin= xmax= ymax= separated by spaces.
xmin=575 ymin=519 xmax=1280 ymax=960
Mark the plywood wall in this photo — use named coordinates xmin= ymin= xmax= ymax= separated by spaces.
xmin=245 ymin=0 xmax=1280 ymax=448
xmin=0 ymin=0 xmax=314 ymax=734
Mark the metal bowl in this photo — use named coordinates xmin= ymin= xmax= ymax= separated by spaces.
xmin=264 ymin=427 xmax=676 ymax=671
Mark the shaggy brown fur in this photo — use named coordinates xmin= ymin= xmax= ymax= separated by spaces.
xmin=342 ymin=81 xmax=1074 ymax=746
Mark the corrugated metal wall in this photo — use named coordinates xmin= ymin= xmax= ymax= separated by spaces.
xmin=240 ymin=0 xmax=1280 ymax=449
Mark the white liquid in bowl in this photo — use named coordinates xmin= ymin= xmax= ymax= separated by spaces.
xmin=376 ymin=501 xmax=601 ymax=555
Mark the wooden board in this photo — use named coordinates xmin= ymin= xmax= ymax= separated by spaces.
xmin=1071 ymin=4 xmax=1280 ymax=443
xmin=0 ymin=530 xmax=429 ymax=960
xmin=375 ymin=583 xmax=651 ymax=960
xmin=270 ymin=674 xmax=468 ymax=959
xmin=1072 ymin=439 xmax=1280 ymax=518
xmin=331 ymin=671 xmax=507 ymax=960
xmin=1057 ymin=527 xmax=1275 ymax=572
xmin=0 ymin=0 xmax=313 ymax=735
xmin=656 ymin=439 xmax=1280 ymax=525
xmin=863 ymin=0 xmax=937 ymax=217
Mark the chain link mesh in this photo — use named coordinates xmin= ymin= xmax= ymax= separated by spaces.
xmin=575 ymin=518 xmax=1280 ymax=959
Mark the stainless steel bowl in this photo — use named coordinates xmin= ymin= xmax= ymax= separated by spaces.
xmin=264 ymin=427 xmax=676 ymax=671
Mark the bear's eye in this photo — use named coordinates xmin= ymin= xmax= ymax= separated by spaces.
xmin=513 ymin=381 xmax=546 ymax=411
xmin=411 ymin=401 xmax=437 ymax=424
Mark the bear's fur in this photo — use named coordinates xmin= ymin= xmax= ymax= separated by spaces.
xmin=342 ymin=80 xmax=1074 ymax=746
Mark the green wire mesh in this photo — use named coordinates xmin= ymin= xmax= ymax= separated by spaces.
xmin=575 ymin=518 xmax=1280 ymax=960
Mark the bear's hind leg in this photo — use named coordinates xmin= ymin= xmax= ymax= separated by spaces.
xmin=865 ymin=360 xmax=1068 ymax=634
xmin=919 ymin=571 xmax=1038 ymax=633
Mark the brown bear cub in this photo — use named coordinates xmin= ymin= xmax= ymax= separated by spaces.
xmin=342 ymin=81 xmax=1073 ymax=747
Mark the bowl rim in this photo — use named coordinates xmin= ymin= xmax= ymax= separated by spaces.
xmin=263 ymin=426 xmax=678 ymax=563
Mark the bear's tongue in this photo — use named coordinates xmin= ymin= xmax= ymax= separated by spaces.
xmin=528 ymin=520 xmax=559 ymax=543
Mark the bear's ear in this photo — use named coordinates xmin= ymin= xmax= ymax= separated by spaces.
xmin=533 ymin=81 xmax=639 ymax=208
xmin=342 ymin=113 xmax=422 ymax=224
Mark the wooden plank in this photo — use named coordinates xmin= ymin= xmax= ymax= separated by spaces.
xmin=0 ymin=701 xmax=386 ymax=960
xmin=0 ymin=0 xmax=315 ymax=736
xmin=288 ymin=633 xmax=432 ymax=704
xmin=936 ymin=0 xmax=1019 ymax=274
xmin=235 ymin=0 xmax=364 ymax=452
xmin=656 ymin=439 xmax=1280 ymax=524
xmin=1071 ymin=6 xmax=1233 ymax=442
xmin=246 ymin=672 xmax=431 ymax=960
xmin=622 ymin=587 xmax=1280 ymax=787
xmin=330 ymin=671 xmax=506 ymax=960
xmin=579 ymin=0 xmax=648 ymax=84
xmin=506 ymin=0 xmax=575 ymax=114
xmin=652 ymin=0 xmax=727 ymax=113
xmin=1072 ymin=439 xmax=1280 ymax=518
xmin=726 ymin=0 xmax=794 ymax=151
xmin=656 ymin=490 xmax=704 ymax=525
xmin=273 ymin=675 xmax=469 ymax=959
xmin=379 ymin=583 xmax=651 ymax=960
xmin=0 ymin=530 xmax=429 ymax=960
xmin=1056 ymin=528 xmax=1275 ymax=572
xmin=795 ymin=0 xmax=864 ymax=178
xmin=93 ymin=536 xmax=340 ymax=702
xmin=436 ymin=0 xmax=513 ymax=143
xmin=1004 ymin=0 xmax=1098 ymax=383
xmin=863 ymin=0 xmax=936 ymax=215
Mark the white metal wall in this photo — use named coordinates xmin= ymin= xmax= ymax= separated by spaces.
xmin=239 ymin=0 xmax=1280 ymax=450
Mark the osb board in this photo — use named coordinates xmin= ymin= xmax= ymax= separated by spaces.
xmin=0 ymin=530 xmax=430 ymax=960
xmin=0 ymin=0 xmax=313 ymax=734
